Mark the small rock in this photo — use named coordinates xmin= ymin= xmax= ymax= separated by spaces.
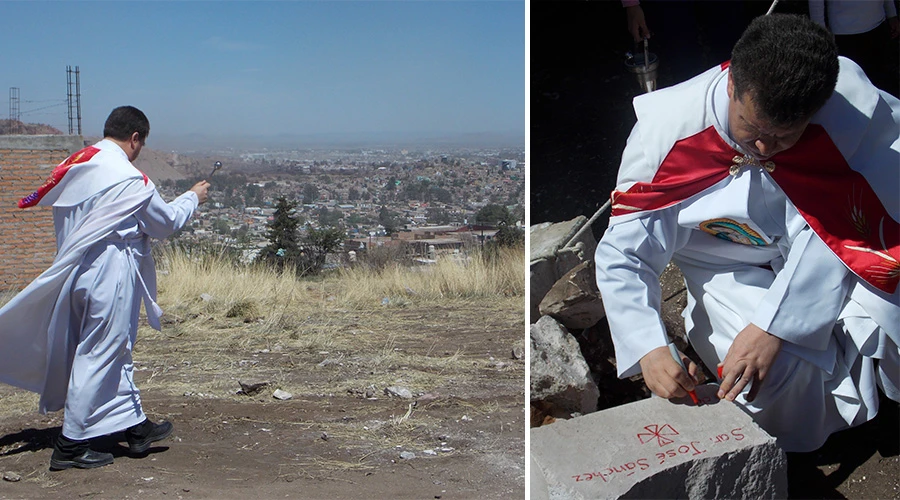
xmin=511 ymin=347 xmax=524 ymax=360
xmin=423 ymin=449 xmax=437 ymax=456
xmin=238 ymin=380 xmax=269 ymax=396
xmin=272 ymin=389 xmax=293 ymax=400
xmin=416 ymin=393 xmax=439 ymax=404
xmin=321 ymin=432 xmax=329 ymax=441
xmin=200 ymin=293 xmax=213 ymax=302
xmin=399 ymin=451 xmax=416 ymax=460
xmin=3 ymin=472 xmax=21 ymax=482
xmin=384 ymin=386 xmax=413 ymax=399
xmin=365 ymin=386 xmax=376 ymax=399
xmin=460 ymin=415 xmax=471 ymax=422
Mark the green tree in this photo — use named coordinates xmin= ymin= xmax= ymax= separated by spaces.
xmin=476 ymin=204 xmax=514 ymax=227
xmin=297 ymin=225 xmax=346 ymax=275
xmin=245 ymin=184 xmax=263 ymax=207
xmin=212 ymin=218 xmax=231 ymax=235
xmin=426 ymin=207 xmax=452 ymax=225
xmin=379 ymin=206 xmax=400 ymax=235
xmin=493 ymin=222 xmax=524 ymax=247
xmin=256 ymin=197 xmax=302 ymax=272
xmin=432 ymin=186 xmax=453 ymax=204
xmin=303 ymin=183 xmax=319 ymax=203
xmin=317 ymin=207 xmax=343 ymax=227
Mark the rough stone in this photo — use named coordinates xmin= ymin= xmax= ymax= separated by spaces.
xmin=399 ymin=451 xmax=416 ymax=460
xmin=2 ymin=471 xmax=21 ymax=482
xmin=530 ymin=217 xmax=599 ymax=323
xmin=238 ymin=380 xmax=269 ymax=396
xmin=530 ymin=316 xmax=599 ymax=415
xmin=530 ymin=257 xmax=557 ymax=323
xmin=272 ymin=389 xmax=293 ymax=400
xmin=554 ymin=245 xmax=589 ymax=279
xmin=530 ymin=384 xmax=787 ymax=499
xmin=539 ymin=260 xmax=605 ymax=330
xmin=530 ymin=217 xmax=596 ymax=263
xmin=385 ymin=386 xmax=413 ymax=399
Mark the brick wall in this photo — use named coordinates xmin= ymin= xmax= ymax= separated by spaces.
xmin=0 ymin=136 xmax=84 ymax=291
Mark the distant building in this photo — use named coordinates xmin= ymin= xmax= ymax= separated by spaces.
xmin=501 ymin=159 xmax=517 ymax=170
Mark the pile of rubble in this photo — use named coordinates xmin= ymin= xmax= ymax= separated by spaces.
xmin=530 ymin=216 xmax=695 ymax=424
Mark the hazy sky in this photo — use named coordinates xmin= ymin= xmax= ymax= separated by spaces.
xmin=1 ymin=1 xmax=524 ymax=148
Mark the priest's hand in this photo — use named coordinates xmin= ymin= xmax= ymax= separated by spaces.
xmin=191 ymin=181 xmax=211 ymax=205
xmin=639 ymin=345 xmax=698 ymax=399
xmin=717 ymin=323 xmax=782 ymax=403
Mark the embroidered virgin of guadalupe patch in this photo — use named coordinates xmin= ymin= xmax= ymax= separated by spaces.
xmin=699 ymin=218 xmax=767 ymax=246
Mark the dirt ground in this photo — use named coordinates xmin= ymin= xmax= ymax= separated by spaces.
xmin=0 ymin=301 xmax=525 ymax=499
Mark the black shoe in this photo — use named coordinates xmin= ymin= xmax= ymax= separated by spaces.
xmin=126 ymin=419 xmax=173 ymax=454
xmin=49 ymin=448 xmax=114 ymax=471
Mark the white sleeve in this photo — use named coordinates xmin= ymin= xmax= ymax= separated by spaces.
xmin=136 ymin=189 xmax=199 ymax=239
xmin=595 ymin=123 xmax=690 ymax=379
xmin=751 ymin=213 xmax=850 ymax=351
xmin=808 ymin=0 xmax=827 ymax=28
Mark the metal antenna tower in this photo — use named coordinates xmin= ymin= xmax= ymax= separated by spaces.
xmin=9 ymin=87 xmax=20 ymax=134
xmin=66 ymin=66 xmax=82 ymax=135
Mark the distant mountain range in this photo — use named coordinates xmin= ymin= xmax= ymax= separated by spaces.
xmin=147 ymin=130 xmax=525 ymax=152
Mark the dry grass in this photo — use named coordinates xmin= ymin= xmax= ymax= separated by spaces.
xmin=134 ymin=246 xmax=524 ymax=400
xmin=0 ymin=390 xmax=40 ymax=417
xmin=336 ymin=246 xmax=525 ymax=306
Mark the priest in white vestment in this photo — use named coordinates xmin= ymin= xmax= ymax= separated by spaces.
xmin=0 ymin=106 xmax=210 ymax=470
xmin=595 ymin=14 xmax=899 ymax=452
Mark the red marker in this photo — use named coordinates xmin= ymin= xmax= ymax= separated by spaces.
xmin=717 ymin=365 xmax=724 ymax=380
xmin=667 ymin=343 xmax=700 ymax=405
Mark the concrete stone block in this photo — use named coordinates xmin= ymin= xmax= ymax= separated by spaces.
xmin=531 ymin=455 xmax=551 ymax=500
xmin=531 ymin=384 xmax=787 ymax=499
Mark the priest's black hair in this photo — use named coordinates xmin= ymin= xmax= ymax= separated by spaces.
xmin=103 ymin=106 xmax=150 ymax=142
xmin=730 ymin=14 xmax=839 ymax=127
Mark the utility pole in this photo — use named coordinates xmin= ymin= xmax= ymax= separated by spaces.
xmin=67 ymin=66 xmax=82 ymax=135
xmin=8 ymin=87 xmax=20 ymax=134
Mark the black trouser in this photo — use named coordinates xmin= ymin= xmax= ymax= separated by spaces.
xmin=54 ymin=433 xmax=89 ymax=455
xmin=835 ymin=21 xmax=900 ymax=98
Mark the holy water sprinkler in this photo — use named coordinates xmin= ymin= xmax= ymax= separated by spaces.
xmin=209 ymin=161 xmax=223 ymax=178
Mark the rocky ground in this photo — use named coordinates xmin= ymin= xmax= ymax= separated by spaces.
xmin=0 ymin=300 xmax=525 ymax=499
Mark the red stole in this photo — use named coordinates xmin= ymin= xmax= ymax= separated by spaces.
xmin=611 ymin=126 xmax=900 ymax=294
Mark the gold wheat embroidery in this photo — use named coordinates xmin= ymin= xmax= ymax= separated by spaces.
xmin=845 ymin=186 xmax=870 ymax=238
xmin=845 ymin=217 xmax=900 ymax=286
